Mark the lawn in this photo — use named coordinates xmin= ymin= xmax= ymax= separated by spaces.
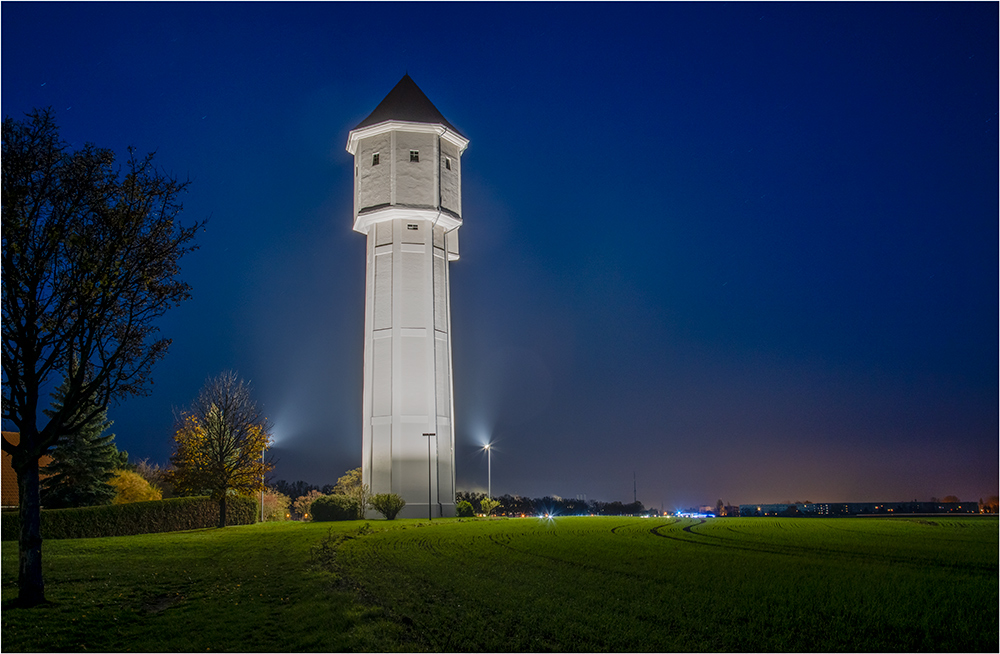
xmin=2 ymin=516 xmax=997 ymax=651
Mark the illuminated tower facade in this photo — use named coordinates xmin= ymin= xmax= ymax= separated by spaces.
xmin=347 ymin=75 xmax=467 ymax=518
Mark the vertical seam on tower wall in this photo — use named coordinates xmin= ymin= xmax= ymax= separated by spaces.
xmin=390 ymin=131 xmax=396 ymax=206
xmin=443 ymin=229 xmax=456 ymax=502
xmin=430 ymin=210 xmax=440 ymax=514
xmin=361 ymin=149 xmax=377 ymax=509
xmin=433 ymin=134 xmax=442 ymax=513
xmin=390 ymin=218 xmax=401 ymax=495
xmin=436 ymin=134 xmax=442 ymax=211
xmin=366 ymin=226 xmax=373 ymax=490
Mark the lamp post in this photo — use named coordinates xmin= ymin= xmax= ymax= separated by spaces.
xmin=484 ymin=443 xmax=492 ymax=499
xmin=260 ymin=447 xmax=265 ymax=523
xmin=422 ymin=433 xmax=436 ymax=520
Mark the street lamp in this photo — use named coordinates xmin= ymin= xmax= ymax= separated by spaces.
xmin=422 ymin=433 xmax=436 ymax=520
xmin=260 ymin=446 xmax=265 ymax=523
xmin=484 ymin=443 xmax=492 ymax=499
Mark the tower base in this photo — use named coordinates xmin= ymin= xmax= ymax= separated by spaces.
xmin=366 ymin=502 xmax=456 ymax=520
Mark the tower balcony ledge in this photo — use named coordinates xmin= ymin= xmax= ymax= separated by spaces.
xmin=353 ymin=205 xmax=462 ymax=235
xmin=347 ymin=120 xmax=469 ymax=155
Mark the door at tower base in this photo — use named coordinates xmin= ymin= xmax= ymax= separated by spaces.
xmin=347 ymin=75 xmax=467 ymax=519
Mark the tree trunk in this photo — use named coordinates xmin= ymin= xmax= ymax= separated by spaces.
xmin=218 ymin=495 xmax=227 ymax=528
xmin=17 ymin=457 xmax=45 ymax=607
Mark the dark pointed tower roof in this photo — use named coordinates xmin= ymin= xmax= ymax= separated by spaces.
xmin=354 ymin=74 xmax=463 ymax=136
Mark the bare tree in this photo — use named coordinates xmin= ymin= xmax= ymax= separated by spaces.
xmin=2 ymin=108 xmax=202 ymax=607
xmin=170 ymin=371 xmax=272 ymax=527
xmin=134 ymin=457 xmax=170 ymax=496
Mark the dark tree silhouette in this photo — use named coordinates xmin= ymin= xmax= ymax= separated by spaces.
xmin=2 ymin=108 xmax=202 ymax=606
xmin=40 ymin=377 xmax=125 ymax=508
xmin=273 ymin=479 xmax=321 ymax=499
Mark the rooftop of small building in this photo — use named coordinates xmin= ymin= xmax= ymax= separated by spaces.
xmin=2 ymin=431 xmax=54 ymax=508
xmin=354 ymin=74 xmax=463 ymax=137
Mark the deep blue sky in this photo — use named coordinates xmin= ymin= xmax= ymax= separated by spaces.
xmin=3 ymin=2 xmax=996 ymax=509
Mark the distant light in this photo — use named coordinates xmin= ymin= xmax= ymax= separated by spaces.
xmin=676 ymin=511 xmax=715 ymax=519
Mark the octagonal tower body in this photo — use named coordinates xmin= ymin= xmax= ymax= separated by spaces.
xmin=347 ymin=75 xmax=467 ymax=519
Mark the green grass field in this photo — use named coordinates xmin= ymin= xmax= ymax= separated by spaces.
xmin=2 ymin=516 xmax=997 ymax=651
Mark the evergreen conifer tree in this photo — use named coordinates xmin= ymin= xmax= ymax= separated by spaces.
xmin=39 ymin=380 xmax=124 ymax=508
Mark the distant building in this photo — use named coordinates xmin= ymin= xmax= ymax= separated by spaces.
xmin=1 ymin=432 xmax=53 ymax=509
xmin=738 ymin=501 xmax=981 ymax=517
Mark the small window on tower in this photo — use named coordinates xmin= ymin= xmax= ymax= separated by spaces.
xmin=372 ymin=153 xmax=380 ymax=166
xmin=410 ymin=150 xmax=419 ymax=162
xmin=445 ymin=157 xmax=452 ymax=170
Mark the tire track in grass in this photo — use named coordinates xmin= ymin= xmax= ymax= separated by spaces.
xmin=611 ymin=518 xmax=678 ymax=535
xmin=649 ymin=520 xmax=738 ymax=550
xmin=652 ymin=520 xmax=998 ymax=573
xmin=699 ymin=520 xmax=893 ymax=559
xmin=663 ymin=519 xmax=880 ymax=559
xmin=653 ymin=518 xmax=864 ymax=558
xmin=649 ymin=520 xmax=879 ymax=563
xmin=682 ymin=518 xmax=707 ymax=534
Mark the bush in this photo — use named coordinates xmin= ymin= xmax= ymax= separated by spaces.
xmin=110 ymin=470 xmax=162 ymax=504
xmin=456 ymin=500 xmax=475 ymax=518
xmin=261 ymin=489 xmax=291 ymax=521
xmin=370 ymin=493 xmax=406 ymax=520
xmin=0 ymin=495 xmax=256 ymax=540
xmin=293 ymin=489 xmax=323 ymax=521
xmin=480 ymin=497 xmax=500 ymax=516
xmin=311 ymin=494 xmax=358 ymax=522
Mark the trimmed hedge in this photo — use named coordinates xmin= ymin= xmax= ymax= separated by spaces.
xmin=1 ymin=495 xmax=257 ymax=540
xmin=311 ymin=494 xmax=358 ymax=521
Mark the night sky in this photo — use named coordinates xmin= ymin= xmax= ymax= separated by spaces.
xmin=3 ymin=2 xmax=997 ymax=510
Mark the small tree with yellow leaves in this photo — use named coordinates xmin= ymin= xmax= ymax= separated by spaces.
xmin=334 ymin=467 xmax=370 ymax=519
xmin=170 ymin=371 xmax=272 ymax=527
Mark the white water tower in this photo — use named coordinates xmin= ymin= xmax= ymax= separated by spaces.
xmin=346 ymin=75 xmax=468 ymax=518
